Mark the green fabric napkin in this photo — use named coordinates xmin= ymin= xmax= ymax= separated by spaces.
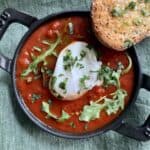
xmin=0 ymin=0 xmax=150 ymax=149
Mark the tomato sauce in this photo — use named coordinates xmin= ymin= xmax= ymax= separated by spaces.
xmin=16 ymin=16 xmax=134 ymax=133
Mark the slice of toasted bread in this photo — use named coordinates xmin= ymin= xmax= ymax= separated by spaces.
xmin=91 ymin=0 xmax=150 ymax=51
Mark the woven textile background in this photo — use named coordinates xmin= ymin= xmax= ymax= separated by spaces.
xmin=0 ymin=0 xmax=150 ymax=150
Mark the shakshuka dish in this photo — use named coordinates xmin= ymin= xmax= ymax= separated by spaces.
xmin=16 ymin=16 xmax=134 ymax=133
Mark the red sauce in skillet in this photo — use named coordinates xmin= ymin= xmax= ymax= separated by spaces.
xmin=16 ymin=16 xmax=134 ymax=133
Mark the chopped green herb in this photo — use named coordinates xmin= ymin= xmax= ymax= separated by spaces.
xmin=80 ymin=50 xmax=86 ymax=60
xmin=98 ymin=66 xmax=121 ymax=88
xmin=41 ymin=102 xmax=70 ymax=122
xmin=31 ymin=93 xmax=41 ymax=103
xmin=57 ymin=110 xmax=70 ymax=122
xmin=86 ymin=44 xmax=94 ymax=50
xmin=133 ymin=18 xmax=143 ymax=26
xmin=63 ymin=49 xmax=77 ymax=71
xmin=59 ymin=78 xmax=68 ymax=91
xmin=46 ymin=69 xmax=53 ymax=76
xmin=145 ymin=0 xmax=150 ymax=3
xmin=111 ymin=7 xmax=124 ymax=17
xmin=33 ymin=46 xmax=42 ymax=52
xmin=68 ymin=22 xmax=74 ymax=35
xmin=124 ymin=39 xmax=133 ymax=48
xmin=21 ymin=33 xmax=61 ymax=77
xmin=57 ymin=94 xmax=63 ymax=99
xmin=79 ymin=89 xmax=127 ymax=122
xmin=69 ymin=122 xmax=76 ymax=128
xmin=126 ymin=1 xmax=136 ymax=10
xmin=141 ymin=9 xmax=150 ymax=16
xmin=79 ymin=75 xmax=90 ymax=89
xmin=76 ymin=63 xmax=84 ymax=69
xmin=79 ymin=101 xmax=103 ymax=122
xmin=58 ymin=74 xmax=64 ymax=77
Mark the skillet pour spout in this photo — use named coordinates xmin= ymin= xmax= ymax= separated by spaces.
xmin=0 ymin=8 xmax=149 ymax=141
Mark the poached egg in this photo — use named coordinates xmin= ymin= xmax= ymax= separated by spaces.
xmin=49 ymin=41 xmax=102 ymax=100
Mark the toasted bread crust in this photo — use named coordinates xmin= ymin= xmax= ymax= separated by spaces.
xmin=91 ymin=0 xmax=150 ymax=51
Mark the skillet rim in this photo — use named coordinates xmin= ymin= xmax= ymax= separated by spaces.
xmin=11 ymin=10 xmax=142 ymax=139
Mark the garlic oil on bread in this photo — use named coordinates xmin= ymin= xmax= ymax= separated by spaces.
xmin=91 ymin=0 xmax=150 ymax=51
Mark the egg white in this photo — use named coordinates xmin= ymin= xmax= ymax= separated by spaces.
xmin=49 ymin=41 xmax=102 ymax=100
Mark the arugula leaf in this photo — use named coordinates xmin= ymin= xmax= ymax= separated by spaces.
xmin=21 ymin=33 xmax=61 ymax=77
xmin=41 ymin=101 xmax=70 ymax=122
xmin=79 ymin=89 xmax=127 ymax=122
xmin=41 ymin=101 xmax=57 ymax=119
xmin=79 ymin=101 xmax=103 ymax=122
xmin=57 ymin=110 xmax=70 ymax=122
xmin=105 ymin=89 xmax=127 ymax=115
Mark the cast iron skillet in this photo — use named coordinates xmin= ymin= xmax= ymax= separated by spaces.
xmin=0 ymin=8 xmax=150 ymax=141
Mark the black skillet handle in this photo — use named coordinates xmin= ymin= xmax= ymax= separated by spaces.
xmin=114 ymin=74 xmax=150 ymax=141
xmin=0 ymin=8 xmax=37 ymax=73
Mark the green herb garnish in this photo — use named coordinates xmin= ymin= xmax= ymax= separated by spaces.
xmin=133 ymin=18 xmax=143 ymax=26
xmin=79 ymin=89 xmax=127 ymax=122
xmin=31 ymin=93 xmax=41 ymax=103
xmin=46 ymin=69 xmax=53 ymax=76
xmin=141 ymin=9 xmax=150 ymax=16
xmin=63 ymin=49 xmax=77 ymax=71
xmin=124 ymin=39 xmax=133 ymax=48
xmin=80 ymin=50 xmax=86 ymax=60
xmin=59 ymin=78 xmax=68 ymax=91
xmin=126 ymin=1 xmax=136 ymax=10
xmin=57 ymin=110 xmax=70 ymax=122
xmin=41 ymin=101 xmax=70 ymax=121
xmin=76 ymin=63 xmax=84 ymax=69
xmin=69 ymin=122 xmax=76 ymax=128
xmin=111 ymin=7 xmax=124 ymax=17
xmin=145 ymin=0 xmax=150 ymax=3
xmin=21 ymin=33 xmax=61 ymax=77
xmin=79 ymin=75 xmax=90 ymax=89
